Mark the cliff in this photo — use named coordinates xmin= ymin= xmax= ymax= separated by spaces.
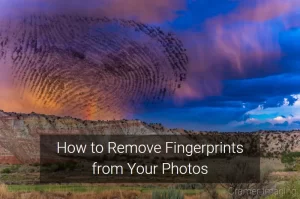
xmin=0 ymin=110 xmax=299 ymax=164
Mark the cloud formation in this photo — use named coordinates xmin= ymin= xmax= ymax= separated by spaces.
xmin=174 ymin=0 xmax=300 ymax=101
xmin=0 ymin=0 xmax=185 ymax=23
xmin=1 ymin=0 xmax=300 ymax=131
xmin=230 ymin=94 xmax=300 ymax=129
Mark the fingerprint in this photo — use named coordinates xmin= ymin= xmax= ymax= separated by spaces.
xmin=0 ymin=15 xmax=188 ymax=120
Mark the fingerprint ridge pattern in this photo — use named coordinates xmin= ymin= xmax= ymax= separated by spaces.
xmin=0 ymin=15 xmax=188 ymax=120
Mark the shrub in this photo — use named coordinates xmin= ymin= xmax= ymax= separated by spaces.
xmin=30 ymin=163 xmax=40 ymax=167
xmin=152 ymin=188 xmax=184 ymax=199
xmin=41 ymin=161 xmax=77 ymax=172
xmin=10 ymin=165 xmax=20 ymax=172
xmin=294 ymin=161 xmax=300 ymax=171
xmin=175 ymin=183 xmax=203 ymax=190
xmin=266 ymin=178 xmax=300 ymax=199
xmin=281 ymin=152 xmax=300 ymax=171
xmin=1 ymin=168 xmax=11 ymax=174
xmin=281 ymin=152 xmax=300 ymax=164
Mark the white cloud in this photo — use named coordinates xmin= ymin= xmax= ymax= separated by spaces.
xmin=230 ymin=94 xmax=300 ymax=128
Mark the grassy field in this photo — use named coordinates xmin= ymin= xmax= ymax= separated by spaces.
xmin=7 ymin=184 xmax=201 ymax=194
xmin=0 ymin=157 xmax=299 ymax=198
xmin=0 ymin=180 xmax=299 ymax=198
xmin=0 ymin=183 xmax=214 ymax=199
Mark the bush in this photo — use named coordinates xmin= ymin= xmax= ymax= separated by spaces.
xmin=10 ymin=165 xmax=20 ymax=172
xmin=175 ymin=183 xmax=203 ymax=190
xmin=1 ymin=168 xmax=11 ymax=174
xmin=266 ymin=178 xmax=300 ymax=199
xmin=281 ymin=152 xmax=300 ymax=164
xmin=294 ymin=163 xmax=300 ymax=171
xmin=281 ymin=152 xmax=300 ymax=171
xmin=152 ymin=188 xmax=184 ymax=199
xmin=41 ymin=161 xmax=77 ymax=172
xmin=0 ymin=165 xmax=21 ymax=174
xmin=30 ymin=163 xmax=40 ymax=167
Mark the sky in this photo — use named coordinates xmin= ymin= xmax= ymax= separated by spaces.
xmin=129 ymin=0 xmax=300 ymax=131
xmin=1 ymin=0 xmax=300 ymax=131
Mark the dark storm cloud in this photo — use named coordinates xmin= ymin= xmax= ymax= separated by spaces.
xmin=222 ymin=74 xmax=300 ymax=100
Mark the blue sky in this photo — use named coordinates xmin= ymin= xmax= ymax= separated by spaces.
xmin=1 ymin=0 xmax=300 ymax=131
xmin=130 ymin=0 xmax=300 ymax=131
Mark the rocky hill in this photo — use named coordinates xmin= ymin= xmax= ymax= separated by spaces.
xmin=0 ymin=110 xmax=299 ymax=164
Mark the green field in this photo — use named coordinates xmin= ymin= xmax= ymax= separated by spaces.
xmin=0 ymin=156 xmax=299 ymax=199
xmin=7 ymin=184 xmax=203 ymax=195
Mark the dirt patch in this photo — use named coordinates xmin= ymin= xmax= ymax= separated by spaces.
xmin=270 ymin=171 xmax=300 ymax=180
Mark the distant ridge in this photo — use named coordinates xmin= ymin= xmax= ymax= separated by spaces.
xmin=0 ymin=110 xmax=299 ymax=164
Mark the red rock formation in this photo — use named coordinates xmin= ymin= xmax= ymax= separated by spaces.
xmin=0 ymin=110 xmax=163 ymax=164
xmin=0 ymin=145 xmax=21 ymax=164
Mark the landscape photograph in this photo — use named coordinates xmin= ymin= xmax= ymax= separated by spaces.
xmin=0 ymin=0 xmax=299 ymax=198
